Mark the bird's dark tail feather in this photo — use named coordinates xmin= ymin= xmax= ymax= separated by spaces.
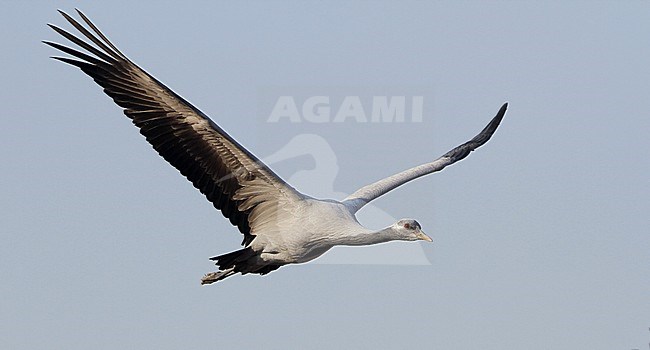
xmin=201 ymin=248 xmax=282 ymax=285
xmin=210 ymin=248 xmax=255 ymax=267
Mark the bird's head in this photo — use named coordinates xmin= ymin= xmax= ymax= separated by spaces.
xmin=392 ymin=219 xmax=433 ymax=242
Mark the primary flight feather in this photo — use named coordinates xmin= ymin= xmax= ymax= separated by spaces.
xmin=45 ymin=9 xmax=508 ymax=284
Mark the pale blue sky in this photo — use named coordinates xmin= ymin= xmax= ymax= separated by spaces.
xmin=1 ymin=1 xmax=649 ymax=349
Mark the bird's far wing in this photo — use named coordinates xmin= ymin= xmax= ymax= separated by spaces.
xmin=341 ymin=103 xmax=508 ymax=213
xmin=45 ymin=10 xmax=303 ymax=246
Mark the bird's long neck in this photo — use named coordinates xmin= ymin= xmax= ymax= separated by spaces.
xmin=337 ymin=226 xmax=396 ymax=246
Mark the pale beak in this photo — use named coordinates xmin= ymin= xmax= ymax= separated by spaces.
xmin=416 ymin=231 xmax=433 ymax=242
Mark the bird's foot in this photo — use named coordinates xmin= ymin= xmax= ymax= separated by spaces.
xmin=201 ymin=272 xmax=220 ymax=285
xmin=200 ymin=269 xmax=235 ymax=285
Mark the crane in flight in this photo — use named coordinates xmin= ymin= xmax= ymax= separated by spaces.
xmin=45 ymin=9 xmax=508 ymax=284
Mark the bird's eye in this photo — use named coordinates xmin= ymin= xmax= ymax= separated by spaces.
xmin=404 ymin=223 xmax=411 ymax=229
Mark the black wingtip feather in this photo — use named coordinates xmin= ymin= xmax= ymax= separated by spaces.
xmin=442 ymin=103 xmax=509 ymax=162
xmin=50 ymin=56 xmax=86 ymax=67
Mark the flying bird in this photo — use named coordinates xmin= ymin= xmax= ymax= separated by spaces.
xmin=45 ymin=9 xmax=508 ymax=285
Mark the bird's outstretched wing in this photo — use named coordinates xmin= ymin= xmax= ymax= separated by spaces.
xmin=342 ymin=103 xmax=508 ymax=213
xmin=45 ymin=9 xmax=303 ymax=246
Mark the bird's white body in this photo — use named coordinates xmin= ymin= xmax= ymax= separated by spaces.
xmin=46 ymin=9 xmax=507 ymax=284
xmin=250 ymin=198 xmax=400 ymax=265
